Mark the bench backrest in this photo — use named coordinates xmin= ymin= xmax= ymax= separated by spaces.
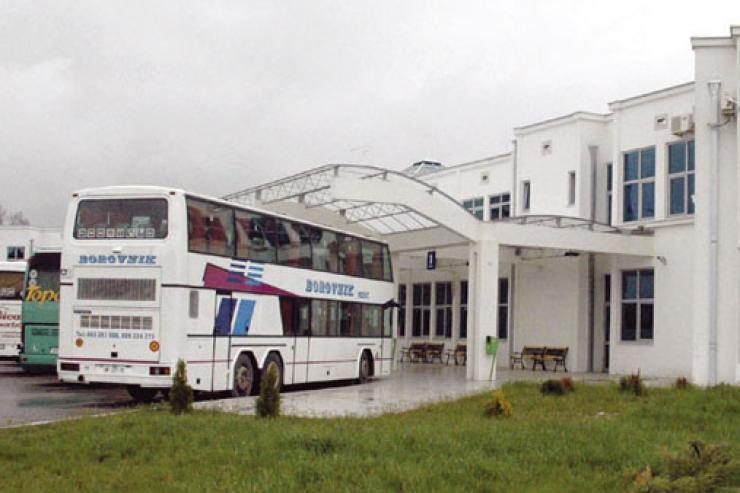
xmin=455 ymin=344 xmax=467 ymax=353
xmin=521 ymin=346 xmax=545 ymax=355
xmin=426 ymin=343 xmax=444 ymax=352
xmin=544 ymin=347 xmax=568 ymax=357
xmin=409 ymin=343 xmax=426 ymax=351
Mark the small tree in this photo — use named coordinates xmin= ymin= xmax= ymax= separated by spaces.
xmin=256 ymin=365 xmax=281 ymax=418
xmin=169 ymin=359 xmax=193 ymax=414
xmin=8 ymin=211 xmax=29 ymax=225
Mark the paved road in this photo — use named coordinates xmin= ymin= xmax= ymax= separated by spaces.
xmin=0 ymin=360 xmax=133 ymax=427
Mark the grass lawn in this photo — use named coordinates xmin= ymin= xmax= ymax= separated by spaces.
xmin=0 ymin=382 xmax=738 ymax=492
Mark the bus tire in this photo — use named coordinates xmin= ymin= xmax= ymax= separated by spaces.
xmin=232 ymin=354 xmax=256 ymax=397
xmin=126 ymin=385 xmax=159 ymax=403
xmin=260 ymin=353 xmax=283 ymax=392
xmin=358 ymin=351 xmax=372 ymax=384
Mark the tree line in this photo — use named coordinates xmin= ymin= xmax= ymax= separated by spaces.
xmin=0 ymin=204 xmax=30 ymax=225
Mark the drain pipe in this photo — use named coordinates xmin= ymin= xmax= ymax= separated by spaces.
xmin=707 ymin=81 xmax=721 ymax=386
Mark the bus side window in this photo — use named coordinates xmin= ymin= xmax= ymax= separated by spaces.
xmin=362 ymin=305 xmax=382 ymax=337
xmin=382 ymin=245 xmax=393 ymax=281
xmin=186 ymin=198 xmax=234 ymax=257
xmin=339 ymin=302 xmax=361 ymax=337
xmin=280 ymin=297 xmax=295 ymax=336
xmin=361 ymin=241 xmax=384 ymax=280
xmin=338 ymin=235 xmax=362 ymax=277
xmin=236 ymin=210 xmax=276 ymax=263
xmin=310 ymin=229 xmax=338 ymax=273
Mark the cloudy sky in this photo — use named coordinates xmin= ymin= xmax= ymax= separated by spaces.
xmin=1 ymin=1 xmax=738 ymax=227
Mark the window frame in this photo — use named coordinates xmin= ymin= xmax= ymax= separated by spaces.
xmin=497 ymin=278 xmax=509 ymax=340
xmin=462 ymin=197 xmax=485 ymax=220
xmin=667 ymin=139 xmax=695 ymax=217
xmin=567 ymin=171 xmax=576 ymax=206
xmin=411 ymin=282 xmax=431 ymax=338
xmin=6 ymin=246 xmax=25 ymax=261
xmin=459 ymin=280 xmax=468 ymax=339
xmin=434 ymin=281 xmax=453 ymax=339
xmin=488 ymin=193 xmax=511 ymax=221
xmin=397 ymin=284 xmax=406 ymax=337
xmin=622 ymin=147 xmax=656 ymax=223
xmin=522 ymin=181 xmax=531 ymax=211
xmin=620 ymin=269 xmax=654 ymax=342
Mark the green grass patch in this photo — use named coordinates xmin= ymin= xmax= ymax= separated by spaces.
xmin=1 ymin=382 xmax=738 ymax=492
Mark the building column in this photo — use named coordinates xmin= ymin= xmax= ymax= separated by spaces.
xmin=466 ymin=240 xmax=500 ymax=381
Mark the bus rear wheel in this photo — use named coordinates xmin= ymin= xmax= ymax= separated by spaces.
xmin=127 ymin=385 xmax=159 ymax=403
xmin=358 ymin=351 xmax=371 ymax=384
xmin=232 ymin=354 xmax=256 ymax=397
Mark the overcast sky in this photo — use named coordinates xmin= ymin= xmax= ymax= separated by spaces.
xmin=1 ymin=1 xmax=738 ymax=227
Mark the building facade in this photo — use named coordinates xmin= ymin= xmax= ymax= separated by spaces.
xmin=0 ymin=226 xmax=62 ymax=262
xmin=392 ymin=27 xmax=740 ymax=385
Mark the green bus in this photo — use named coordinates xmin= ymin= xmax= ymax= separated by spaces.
xmin=19 ymin=251 xmax=60 ymax=372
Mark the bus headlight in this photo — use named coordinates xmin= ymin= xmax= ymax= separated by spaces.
xmin=75 ymin=338 xmax=84 ymax=348
xmin=149 ymin=340 xmax=160 ymax=352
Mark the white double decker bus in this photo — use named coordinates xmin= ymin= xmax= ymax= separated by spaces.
xmin=0 ymin=261 xmax=26 ymax=358
xmin=57 ymin=186 xmax=395 ymax=401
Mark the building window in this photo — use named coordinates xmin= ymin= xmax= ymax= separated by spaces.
xmin=522 ymin=181 xmax=531 ymax=211
xmin=489 ymin=193 xmax=511 ymax=221
xmin=397 ymin=284 xmax=406 ymax=337
xmin=621 ymin=269 xmax=653 ymax=341
xmin=606 ymin=163 xmax=613 ymax=225
xmin=604 ymin=274 xmax=611 ymax=370
xmin=459 ymin=280 xmax=468 ymax=339
xmin=463 ymin=197 xmax=484 ymax=220
xmin=567 ymin=171 xmax=576 ymax=206
xmin=498 ymin=278 xmax=509 ymax=339
xmin=435 ymin=282 xmax=452 ymax=338
xmin=623 ymin=147 xmax=655 ymax=222
xmin=412 ymin=283 xmax=431 ymax=337
xmin=6 ymin=246 xmax=25 ymax=261
xmin=668 ymin=140 xmax=695 ymax=215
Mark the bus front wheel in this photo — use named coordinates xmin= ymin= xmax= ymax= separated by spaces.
xmin=127 ymin=385 xmax=159 ymax=403
xmin=358 ymin=351 xmax=372 ymax=384
xmin=232 ymin=354 xmax=256 ymax=397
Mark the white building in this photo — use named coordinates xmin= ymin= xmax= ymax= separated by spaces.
xmin=0 ymin=226 xmax=62 ymax=262
xmin=228 ymin=26 xmax=740 ymax=385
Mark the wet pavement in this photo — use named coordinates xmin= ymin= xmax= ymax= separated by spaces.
xmin=0 ymin=360 xmax=133 ymax=427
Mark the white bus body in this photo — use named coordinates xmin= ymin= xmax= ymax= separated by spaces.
xmin=57 ymin=186 xmax=394 ymax=399
xmin=0 ymin=261 xmax=26 ymax=357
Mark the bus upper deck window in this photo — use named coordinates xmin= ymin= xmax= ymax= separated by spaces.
xmin=75 ymin=199 xmax=168 ymax=239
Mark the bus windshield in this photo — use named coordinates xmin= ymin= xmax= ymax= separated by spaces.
xmin=0 ymin=271 xmax=24 ymax=300
xmin=25 ymin=253 xmax=61 ymax=296
xmin=74 ymin=199 xmax=168 ymax=239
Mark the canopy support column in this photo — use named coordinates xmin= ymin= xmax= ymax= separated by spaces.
xmin=466 ymin=240 xmax=500 ymax=381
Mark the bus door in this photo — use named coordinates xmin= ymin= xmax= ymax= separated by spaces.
xmin=212 ymin=292 xmax=235 ymax=391
xmin=280 ymin=297 xmax=309 ymax=385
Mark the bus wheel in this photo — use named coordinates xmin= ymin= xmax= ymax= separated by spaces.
xmin=232 ymin=354 xmax=256 ymax=397
xmin=126 ymin=385 xmax=159 ymax=403
xmin=358 ymin=351 xmax=371 ymax=384
xmin=260 ymin=353 xmax=283 ymax=393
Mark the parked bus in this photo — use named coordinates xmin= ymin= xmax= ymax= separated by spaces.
xmin=19 ymin=250 xmax=61 ymax=372
xmin=0 ymin=261 xmax=26 ymax=359
xmin=57 ymin=186 xmax=395 ymax=401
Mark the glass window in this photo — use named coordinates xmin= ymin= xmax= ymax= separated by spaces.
xmin=522 ymin=181 xmax=531 ymax=210
xmin=276 ymin=221 xmax=312 ymax=268
xmin=296 ymin=298 xmax=310 ymax=337
xmin=361 ymin=241 xmax=384 ymax=280
xmin=459 ymin=280 xmax=468 ymax=339
xmin=463 ymin=197 xmax=485 ymax=219
xmin=568 ymin=171 xmax=576 ymax=205
xmin=435 ymin=282 xmax=452 ymax=338
xmin=235 ymin=210 xmax=276 ymax=263
xmin=187 ymin=198 xmax=235 ymax=257
xmin=412 ymin=283 xmax=431 ymax=337
xmin=381 ymin=245 xmax=393 ymax=282
xmin=337 ymin=235 xmax=362 ymax=276
xmin=668 ymin=140 xmax=695 ymax=216
xmin=6 ymin=246 xmax=25 ymax=260
xmin=398 ymin=284 xmax=406 ymax=337
xmin=622 ymin=148 xmax=655 ymax=222
xmin=606 ymin=163 xmax=613 ymax=225
xmin=311 ymin=299 xmax=329 ymax=336
xmin=362 ymin=305 xmax=382 ymax=337
xmin=0 ymin=271 xmax=24 ymax=300
xmin=339 ymin=302 xmax=361 ymax=337
xmin=498 ymin=278 xmax=509 ymax=339
xmin=310 ymin=229 xmax=338 ymax=273
xmin=621 ymin=269 xmax=653 ymax=341
xmin=75 ymin=199 xmax=168 ymax=239
xmin=489 ymin=193 xmax=511 ymax=221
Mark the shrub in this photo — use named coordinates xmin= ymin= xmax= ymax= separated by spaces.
xmin=169 ymin=359 xmax=194 ymax=415
xmin=619 ymin=372 xmax=646 ymax=397
xmin=256 ymin=365 xmax=281 ymax=418
xmin=484 ymin=389 xmax=513 ymax=418
xmin=630 ymin=441 xmax=738 ymax=493
xmin=560 ymin=377 xmax=575 ymax=392
xmin=675 ymin=376 xmax=691 ymax=390
xmin=540 ymin=379 xmax=566 ymax=395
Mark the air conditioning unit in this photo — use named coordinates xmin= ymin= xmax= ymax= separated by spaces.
xmin=671 ymin=113 xmax=694 ymax=136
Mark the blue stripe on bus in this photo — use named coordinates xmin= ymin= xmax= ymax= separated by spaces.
xmin=232 ymin=299 xmax=256 ymax=336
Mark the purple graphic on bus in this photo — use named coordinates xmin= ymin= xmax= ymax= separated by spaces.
xmin=202 ymin=262 xmax=294 ymax=297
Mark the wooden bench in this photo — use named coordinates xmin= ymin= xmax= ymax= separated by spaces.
xmin=425 ymin=343 xmax=445 ymax=363
xmin=542 ymin=347 xmax=568 ymax=372
xmin=510 ymin=346 xmax=546 ymax=370
xmin=399 ymin=342 xmax=427 ymax=363
xmin=444 ymin=344 xmax=467 ymax=365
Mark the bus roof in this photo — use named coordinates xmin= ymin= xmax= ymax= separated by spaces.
xmin=72 ymin=185 xmax=390 ymax=244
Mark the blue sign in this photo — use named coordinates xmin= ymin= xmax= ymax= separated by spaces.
xmin=426 ymin=251 xmax=436 ymax=270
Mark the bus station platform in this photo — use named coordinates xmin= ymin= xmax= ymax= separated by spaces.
xmin=195 ymin=364 xmax=616 ymax=418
